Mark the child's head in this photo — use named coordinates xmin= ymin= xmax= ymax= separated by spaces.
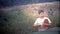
xmin=38 ymin=10 xmax=45 ymax=18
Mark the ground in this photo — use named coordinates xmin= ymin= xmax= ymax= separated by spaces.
xmin=30 ymin=27 xmax=60 ymax=34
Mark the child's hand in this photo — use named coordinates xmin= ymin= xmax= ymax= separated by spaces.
xmin=43 ymin=23 xmax=51 ymax=27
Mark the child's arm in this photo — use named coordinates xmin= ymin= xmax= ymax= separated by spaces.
xmin=33 ymin=23 xmax=41 ymax=28
xmin=33 ymin=19 xmax=41 ymax=28
xmin=33 ymin=23 xmax=41 ymax=27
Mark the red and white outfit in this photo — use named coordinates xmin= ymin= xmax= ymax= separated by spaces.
xmin=34 ymin=17 xmax=51 ymax=31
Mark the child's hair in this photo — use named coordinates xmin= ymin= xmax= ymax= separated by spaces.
xmin=38 ymin=10 xmax=44 ymax=14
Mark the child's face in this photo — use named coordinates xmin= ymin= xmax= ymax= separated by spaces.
xmin=39 ymin=12 xmax=45 ymax=18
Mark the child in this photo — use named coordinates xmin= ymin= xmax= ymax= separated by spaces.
xmin=33 ymin=10 xmax=51 ymax=31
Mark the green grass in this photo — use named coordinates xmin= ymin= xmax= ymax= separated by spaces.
xmin=0 ymin=10 xmax=59 ymax=34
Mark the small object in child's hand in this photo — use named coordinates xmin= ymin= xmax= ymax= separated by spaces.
xmin=43 ymin=19 xmax=51 ymax=27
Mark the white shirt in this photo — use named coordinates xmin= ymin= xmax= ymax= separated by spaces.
xmin=34 ymin=17 xmax=51 ymax=26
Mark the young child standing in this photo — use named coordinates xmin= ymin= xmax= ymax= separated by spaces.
xmin=33 ymin=10 xmax=52 ymax=31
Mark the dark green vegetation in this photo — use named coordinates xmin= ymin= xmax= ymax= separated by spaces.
xmin=0 ymin=9 xmax=59 ymax=34
xmin=0 ymin=10 xmax=36 ymax=34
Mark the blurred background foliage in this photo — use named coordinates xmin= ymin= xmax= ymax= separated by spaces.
xmin=0 ymin=2 xmax=60 ymax=34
